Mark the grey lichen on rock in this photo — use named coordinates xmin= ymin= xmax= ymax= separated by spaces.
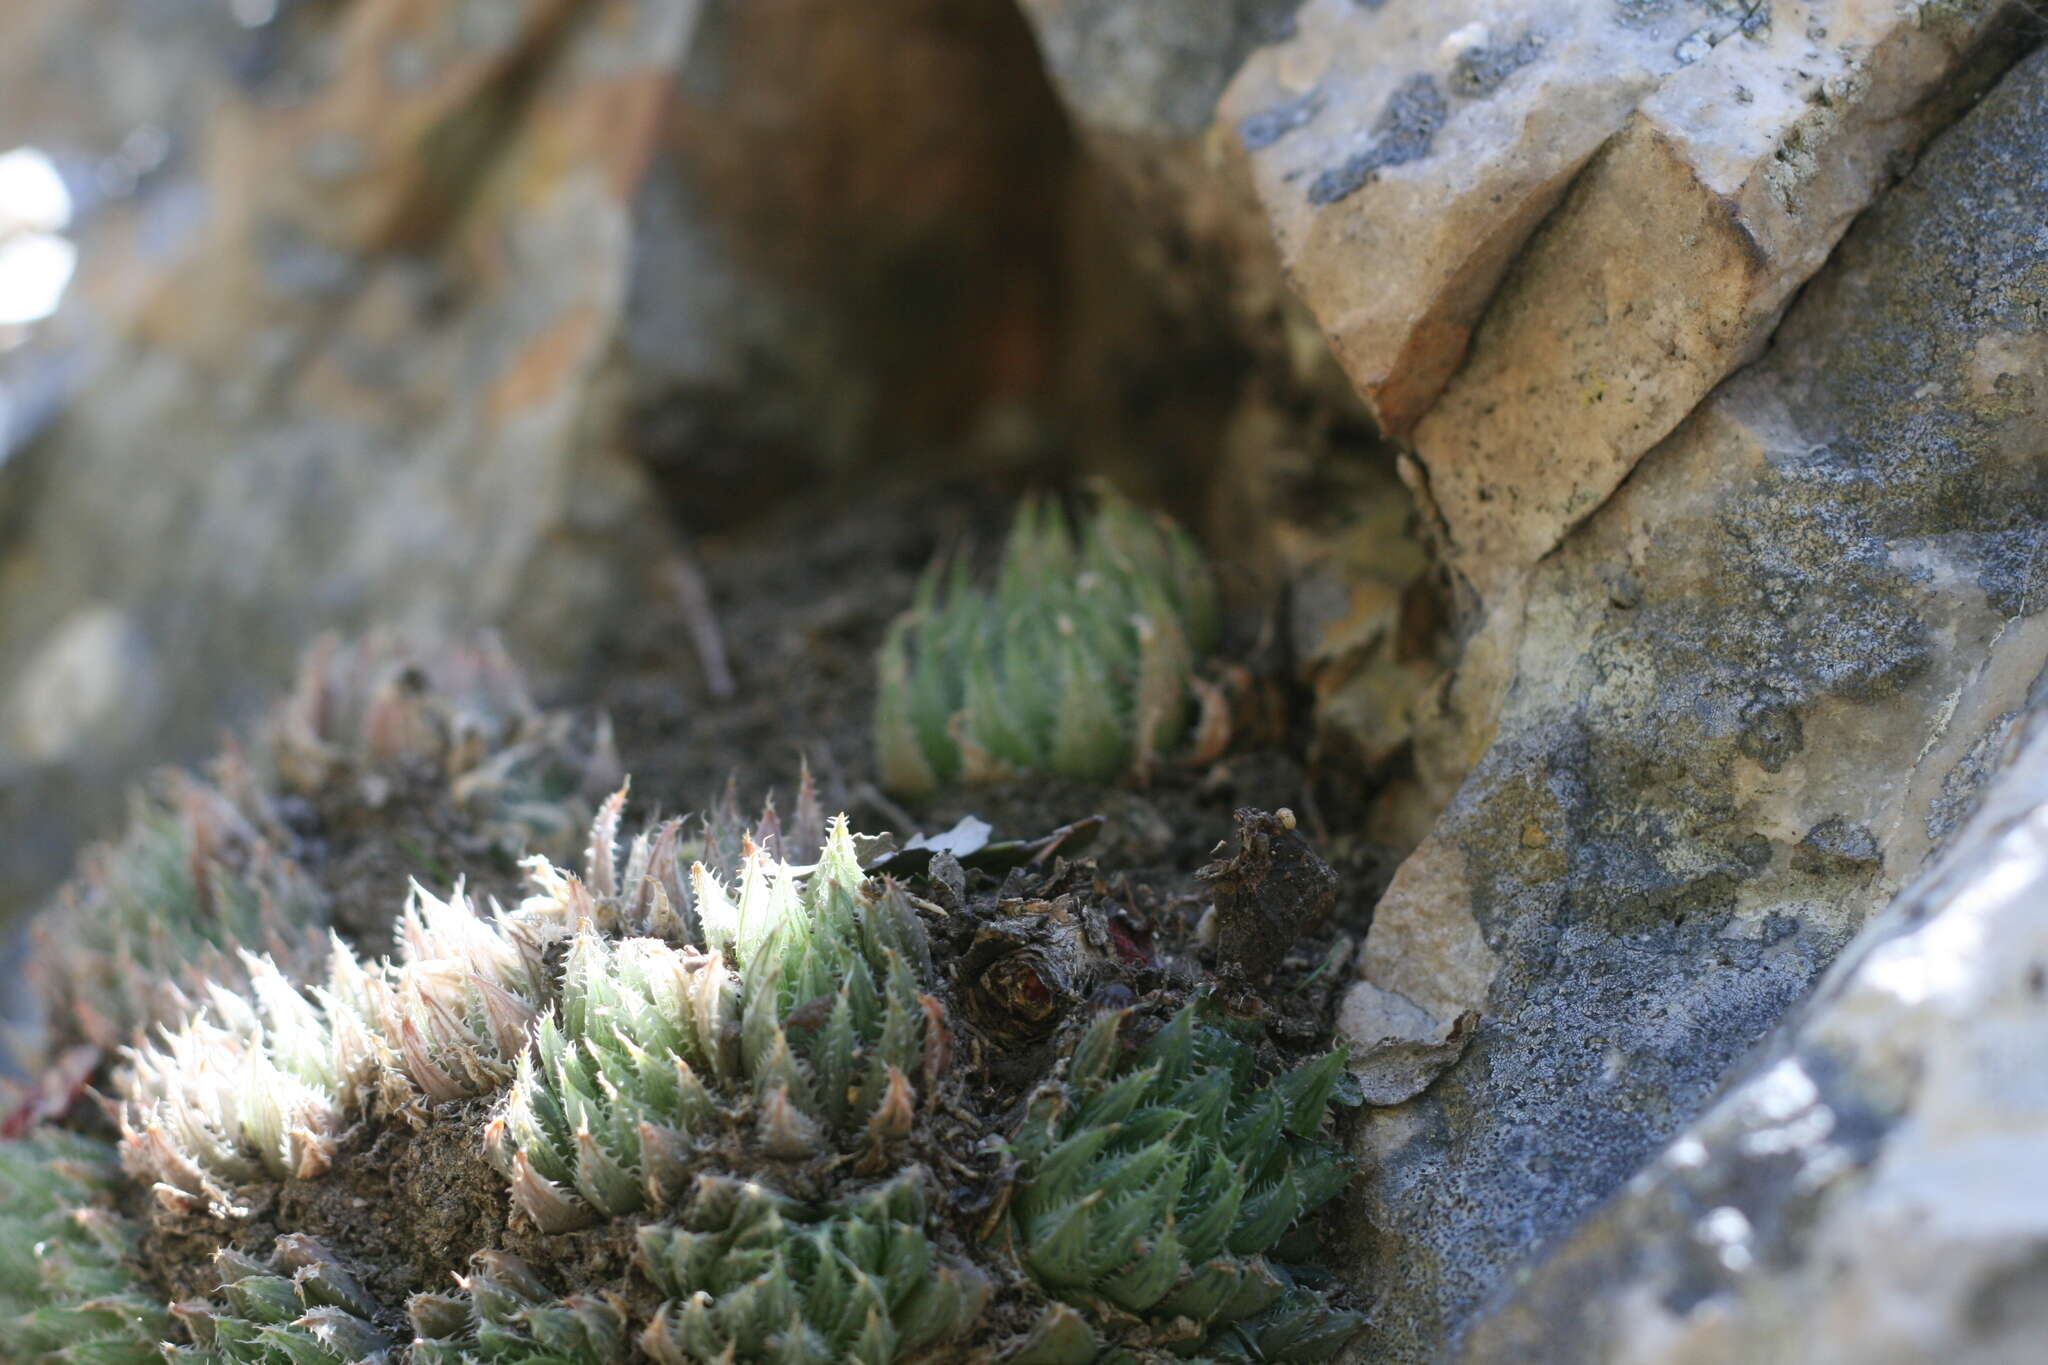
xmin=1411 ymin=0 xmax=2035 ymax=597
xmin=1338 ymin=39 xmax=2048 ymax=1360
xmin=1461 ymin=658 xmax=2048 ymax=1364
xmin=1220 ymin=0 xmax=2031 ymax=478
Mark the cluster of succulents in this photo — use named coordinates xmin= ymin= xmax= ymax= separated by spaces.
xmin=30 ymin=631 xmax=614 ymax=1060
xmin=0 ymin=1130 xmax=167 ymax=1363
xmin=633 ymin=1171 xmax=988 ymax=1364
xmin=80 ymin=794 xmax=994 ymax=1362
xmin=260 ymin=631 xmax=616 ymax=854
xmin=26 ymin=782 xmax=1361 ymax=1363
xmin=173 ymin=1235 xmax=397 ymax=1364
xmin=36 ymin=771 xmax=327 ymax=1054
xmin=485 ymin=813 xmax=938 ymax=1232
xmin=10 ymin=532 xmax=1366 ymax=1365
xmin=875 ymin=490 xmax=1219 ymax=795
xmin=1003 ymin=1002 xmax=1360 ymax=1363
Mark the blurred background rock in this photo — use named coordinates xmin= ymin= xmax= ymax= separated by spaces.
xmin=0 ymin=0 xmax=1398 ymax=945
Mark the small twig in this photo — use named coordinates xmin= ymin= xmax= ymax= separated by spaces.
xmin=852 ymin=781 xmax=919 ymax=834
xmin=662 ymin=551 xmax=736 ymax=700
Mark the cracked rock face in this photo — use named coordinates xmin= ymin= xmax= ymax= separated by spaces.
xmin=1222 ymin=1 xmax=2026 ymax=490
xmin=1339 ymin=42 xmax=2048 ymax=1360
xmin=1224 ymin=0 xmax=1752 ymax=438
xmin=1411 ymin=0 xmax=2031 ymax=597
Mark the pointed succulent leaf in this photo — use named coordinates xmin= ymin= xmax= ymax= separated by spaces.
xmin=875 ymin=490 xmax=1216 ymax=792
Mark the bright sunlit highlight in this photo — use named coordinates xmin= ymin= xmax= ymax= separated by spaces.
xmin=0 ymin=146 xmax=77 ymax=327
xmin=0 ymin=146 xmax=72 ymax=233
xmin=0 ymin=232 xmax=78 ymax=327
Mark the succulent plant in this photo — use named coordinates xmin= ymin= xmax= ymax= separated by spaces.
xmin=21 ymin=631 xmax=1363 ymax=1365
xmin=169 ymin=1236 xmax=397 ymax=1365
xmin=489 ymin=825 xmax=908 ymax=1226
xmin=261 ymin=631 xmax=617 ymax=856
xmin=35 ymin=771 xmax=327 ymax=1054
xmin=0 ymin=1130 xmax=167 ymax=1363
xmin=410 ymin=1250 xmax=628 ymax=1365
xmin=29 ymin=631 xmax=614 ymax=1064
xmin=634 ymin=1170 xmax=988 ymax=1364
xmin=117 ymin=872 xmax=577 ymax=1215
xmin=106 ymin=792 xmax=990 ymax=1362
xmin=1002 ymin=1001 xmax=1361 ymax=1363
xmin=875 ymin=491 xmax=1219 ymax=795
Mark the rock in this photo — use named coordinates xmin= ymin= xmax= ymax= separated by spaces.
xmin=1222 ymin=0 xmax=2026 ymax=466
xmin=0 ymin=0 xmax=696 ymax=930
xmin=1017 ymin=0 xmax=1298 ymax=140
xmin=1011 ymin=0 xmax=1360 ymax=416
xmin=1223 ymin=0 xmax=1726 ymax=438
xmin=1461 ymin=700 xmax=2048 ymax=1365
xmin=628 ymin=0 xmax=1084 ymax=519
xmin=1339 ymin=44 xmax=2048 ymax=1358
xmin=1282 ymin=459 xmax=1438 ymax=775
xmin=1 ymin=605 xmax=155 ymax=765
xmin=1412 ymin=0 xmax=2030 ymax=596
xmin=1198 ymin=806 xmax=1340 ymax=986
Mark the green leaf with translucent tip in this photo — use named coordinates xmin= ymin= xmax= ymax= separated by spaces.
xmin=1085 ymin=1158 xmax=1189 ymax=1282
xmin=740 ymin=959 xmax=787 ymax=1076
xmin=817 ymin=987 xmax=863 ymax=1104
xmin=1272 ymin=1049 xmax=1349 ymax=1139
xmin=876 ymin=619 xmax=943 ymax=798
xmin=1115 ymin=1104 xmax=1192 ymax=1150
xmin=1168 ymin=1069 xmax=1235 ymax=1145
xmin=1075 ymin=1064 xmax=1159 ymax=1131
xmin=861 ymin=880 xmax=933 ymax=985
xmin=1245 ymin=1288 xmax=1364 ymax=1363
xmin=1085 ymin=1133 xmax=1182 ymax=1215
xmin=1289 ymin=1152 xmax=1354 ymax=1218
xmin=407 ymin=1292 xmax=470 ymax=1341
xmin=223 ymin=1276 xmax=302 ymax=1325
xmin=1215 ymin=1257 xmax=1288 ymax=1326
xmin=1050 ymin=636 xmax=1129 ymax=784
xmin=1101 ymin=1218 xmax=1184 ymax=1313
xmin=893 ymin=1263 xmax=988 ymax=1355
xmin=1066 ymin=1007 xmax=1126 ymax=1094
xmin=1016 ymin=1125 xmax=1114 ymax=1221
xmin=1025 ymin=1192 xmax=1100 ymax=1288
xmin=1228 ymin=1167 xmax=1305 ymax=1257
xmin=1177 ymin=1156 xmax=1248 ymax=1264
xmin=1153 ymin=1257 xmax=1245 ymax=1325
xmin=963 ymin=632 xmax=1038 ymax=772
xmin=1221 ymin=1090 xmax=1288 ymax=1167
xmin=859 ymin=960 xmax=923 ymax=1110
xmin=878 ymin=1221 xmax=934 ymax=1310
xmin=1008 ymin=1089 xmax=1067 ymax=1167
xmin=849 ymin=1303 xmax=896 ymax=1365
xmin=572 ymin=1123 xmax=642 ymax=1217
xmin=280 ymin=1254 xmax=379 ymax=1321
xmin=1135 ymin=1001 xmax=1198 ymax=1090
xmin=52 ymin=1339 xmax=165 ymax=1365
xmin=1007 ymin=1302 xmax=1099 ymax=1365
xmin=296 ymin=1305 xmax=390 ymax=1359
